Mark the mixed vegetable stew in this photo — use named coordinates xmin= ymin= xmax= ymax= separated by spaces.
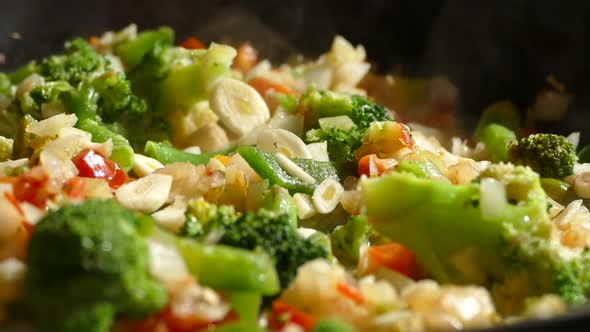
xmin=0 ymin=25 xmax=589 ymax=332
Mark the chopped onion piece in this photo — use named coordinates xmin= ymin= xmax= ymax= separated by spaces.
xmin=566 ymin=132 xmax=580 ymax=150
xmin=479 ymin=178 xmax=507 ymax=219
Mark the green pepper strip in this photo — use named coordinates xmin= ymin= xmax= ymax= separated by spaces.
xmin=144 ymin=140 xmax=234 ymax=166
xmin=137 ymin=216 xmax=280 ymax=296
xmin=237 ymin=146 xmax=339 ymax=195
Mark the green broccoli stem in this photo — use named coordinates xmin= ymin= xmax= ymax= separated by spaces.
xmin=476 ymin=124 xmax=516 ymax=162
xmin=331 ymin=216 xmax=370 ymax=266
xmin=9 ymin=62 xmax=40 ymax=84
xmin=237 ymin=146 xmax=339 ymax=195
xmin=260 ymin=185 xmax=298 ymax=228
xmin=155 ymin=43 xmax=236 ymax=114
xmin=115 ymin=27 xmax=174 ymax=69
xmin=474 ymin=100 xmax=521 ymax=137
xmin=137 ymin=216 xmax=281 ymax=296
xmin=77 ymin=118 xmax=135 ymax=172
xmin=144 ymin=140 xmax=235 ymax=166
xmin=0 ymin=73 xmax=11 ymax=95
xmin=176 ymin=239 xmax=280 ymax=296
xmin=361 ymin=172 xmax=546 ymax=284
xmin=229 ymin=292 xmax=262 ymax=324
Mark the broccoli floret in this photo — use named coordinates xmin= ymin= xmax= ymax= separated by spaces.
xmin=218 ymin=210 xmax=329 ymax=288
xmin=306 ymin=126 xmax=364 ymax=164
xmin=40 ymin=38 xmax=106 ymax=85
xmin=301 ymin=88 xmax=392 ymax=166
xmin=180 ymin=197 xmax=326 ymax=288
xmin=362 ymin=163 xmax=590 ymax=314
xmin=350 ymin=95 xmax=391 ymax=129
xmin=90 ymin=70 xmax=147 ymax=121
xmin=180 ymin=198 xmax=240 ymax=239
xmin=508 ymin=133 xmax=577 ymax=179
xmin=25 ymin=199 xmax=168 ymax=332
xmin=331 ymin=216 xmax=370 ymax=265
xmin=299 ymin=88 xmax=392 ymax=130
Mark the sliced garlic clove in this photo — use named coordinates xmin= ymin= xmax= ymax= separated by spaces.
xmin=293 ymin=193 xmax=317 ymax=220
xmin=312 ymin=178 xmax=344 ymax=214
xmin=187 ymin=123 xmax=230 ymax=153
xmin=184 ymin=146 xmax=202 ymax=155
xmin=257 ymin=128 xmax=311 ymax=159
xmin=306 ymin=141 xmax=330 ymax=162
xmin=115 ymin=174 xmax=172 ymax=213
xmin=27 ymin=113 xmax=77 ymax=137
xmin=207 ymin=157 xmax=226 ymax=172
xmin=209 ymin=77 xmax=270 ymax=137
xmin=81 ymin=178 xmax=113 ymax=199
xmin=151 ymin=198 xmax=188 ymax=233
xmin=297 ymin=227 xmax=318 ymax=239
xmin=133 ymin=153 xmax=165 ymax=178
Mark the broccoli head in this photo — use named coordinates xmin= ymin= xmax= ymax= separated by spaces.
xmin=25 ymin=199 xmax=167 ymax=332
xmin=180 ymin=197 xmax=240 ymax=239
xmin=362 ymin=163 xmax=590 ymax=314
xmin=298 ymin=87 xmax=392 ymax=130
xmin=218 ymin=210 xmax=329 ymax=288
xmin=330 ymin=215 xmax=370 ymax=265
xmin=90 ymin=70 xmax=147 ymax=121
xmin=508 ymin=133 xmax=577 ymax=179
xmin=301 ymin=88 xmax=392 ymax=166
xmin=39 ymin=38 xmax=106 ymax=85
xmin=306 ymin=126 xmax=364 ymax=164
xmin=349 ymin=95 xmax=391 ymax=129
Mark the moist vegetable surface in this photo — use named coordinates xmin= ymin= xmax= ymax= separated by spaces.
xmin=0 ymin=25 xmax=589 ymax=332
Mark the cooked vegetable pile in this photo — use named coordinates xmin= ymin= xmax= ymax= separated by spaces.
xmin=0 ymin=25 xmax=589 ymax=332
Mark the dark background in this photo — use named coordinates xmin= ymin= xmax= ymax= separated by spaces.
xmin=0 ymin=0 xmax=588 ymax=139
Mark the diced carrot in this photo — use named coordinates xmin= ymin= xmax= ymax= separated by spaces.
xmin=0 ymin=177 xmax=17 ymax=184
xmin=4 ymin=192 xmax=24 ymax=216
xmin=12 ymin=166 xmax=56 ymax=209
xmin=336 ymin=282 xmax=365 ymax=306
xmin=121 ymin=305 xmax=238 ymax=332
xmin=357 ymin=154 xmax=374 ymax=177
xmin=368 ymin=243 xmax=419 ymax=278
xmin=180 ymin=36 xmax=206 ymax=50
xmin=248 ymin=77 xmax=296 ymax=97
xmin=357 ymin=154 xmax=396 ymax=177
xmin=62 ymin=177 xmax=86 ymax=200
xmin=234 ymin=42 xmax=258 ymax=74
xmin=398 ymin=123 xmax=415 ymax=149
xmin=268 ymin=300 xmax=316 ymax=332
xmin=88 ymin=36 xmax=100 ymax=46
